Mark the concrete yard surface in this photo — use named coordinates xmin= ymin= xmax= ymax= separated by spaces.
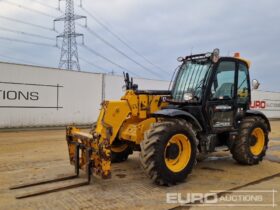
xmin=0 ymin=121 xmax=280 ymax=210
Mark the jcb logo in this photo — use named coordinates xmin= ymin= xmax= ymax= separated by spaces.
xmin=250 ymin=101 xmax=266 ymax=109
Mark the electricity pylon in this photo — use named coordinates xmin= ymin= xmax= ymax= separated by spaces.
xmin=54 ymin=0 xmax=86 ymax=71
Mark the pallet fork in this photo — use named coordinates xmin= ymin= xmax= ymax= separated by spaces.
xmin=10 ymin=142 xmax=93 ymax=199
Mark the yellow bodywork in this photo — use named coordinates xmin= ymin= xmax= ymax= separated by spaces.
xmin=66 ymin=90 xmax=169 ymax=178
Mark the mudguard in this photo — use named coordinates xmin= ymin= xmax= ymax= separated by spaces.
xmin=151 ymin=108 xmax=203 ymax=131
xmin=246 ymin=110 xmax=271 ymax=131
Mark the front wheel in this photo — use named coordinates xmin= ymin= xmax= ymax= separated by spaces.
xmin=91 ymin=122 xmax=132 ymax=163
xmin=231 ymin=116 xmax=269 ymax=165
xmin=139 ymin=119 xmax=197 ymax=186
xmin=111 ymin=141 xmax=133 ymax=163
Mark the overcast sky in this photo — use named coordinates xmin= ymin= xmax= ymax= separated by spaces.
xmin=0 ymin=0 xmax=279 ymax=91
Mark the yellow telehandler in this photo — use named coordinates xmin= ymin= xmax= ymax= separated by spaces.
xmin=11 ymin=49 xmax=270 ymax=198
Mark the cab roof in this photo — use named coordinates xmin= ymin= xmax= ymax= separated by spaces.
xmin=181 ymin=50 xmax=251 ymax=69
xmin=233 ymin=53 xmax=251 ymax=68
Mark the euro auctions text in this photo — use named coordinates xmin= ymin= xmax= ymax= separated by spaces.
xmin=166 ymin=190 xmax=277 ymax=207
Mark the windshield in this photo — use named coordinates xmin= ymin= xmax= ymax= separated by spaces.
xmin=172 ymin=60 xmax=212 ymax=102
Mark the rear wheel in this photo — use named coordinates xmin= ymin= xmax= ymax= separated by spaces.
xmin=139 ymin=119 xmax=197 ymax=185
xmin=231 ymin=116 xmax=269 ymax=165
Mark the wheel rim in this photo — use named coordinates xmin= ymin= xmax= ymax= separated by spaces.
xmin=111 ymin=144 xmax=128 ymax=153
xmin=164 ymin=134 xmax=191 ymax=173
xmin=250 ymin=127 xmax=265 ymax=156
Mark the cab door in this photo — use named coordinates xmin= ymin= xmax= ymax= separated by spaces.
xmin=235 ymin=61 xmax=250 ymax=123
xmin=205 ymin=59 xmax=238 ymax=133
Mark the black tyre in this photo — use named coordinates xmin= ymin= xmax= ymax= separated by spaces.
xmin=139 ymin=119 xmax=197 ymax=186
xmin=196 ymin=153 xmax=209 ymax=162
xmin=231 ymin=116 xmax=269 ymax=165
xmin=111 ymin=141 xmax=133 ymax=163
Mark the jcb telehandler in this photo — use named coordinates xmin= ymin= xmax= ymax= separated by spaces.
xmin=11 ymin=49 xmax=270 ymax=198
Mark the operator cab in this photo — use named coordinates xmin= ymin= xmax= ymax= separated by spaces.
xmin=168 ymin=49 xmax=254 ymax=134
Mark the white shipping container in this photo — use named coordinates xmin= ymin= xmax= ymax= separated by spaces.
xmin=0 ymin=62 xmax=170 ymax=128
xmin=251 ymin=90 xmax=280 ymax=119
xmin=0 ymin=62 xmax=279 ymax=128
xmin=0 ymin=62 xmax=103 ymax=128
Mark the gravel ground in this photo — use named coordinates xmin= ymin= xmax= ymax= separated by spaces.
xmin=0 ymin=121 xmax=279 ymax=210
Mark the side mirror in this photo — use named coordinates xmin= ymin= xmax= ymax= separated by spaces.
xmin=252 ymin=79 xmax=260 ymax=90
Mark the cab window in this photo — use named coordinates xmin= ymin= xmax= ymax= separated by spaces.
xmin=210 ymin=61 xmax=236 ymax=100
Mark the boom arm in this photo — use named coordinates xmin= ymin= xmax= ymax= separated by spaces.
xmin=66 ymin=90 xmax=170 ymax=179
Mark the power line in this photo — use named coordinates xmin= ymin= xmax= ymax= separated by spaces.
xmin=2 ymin=0 xmax=56 ymax=18
xmin=82 ymin=45 xmax=139 ymax=77
xmin=0 ymin=36 xmax=55 ymax=47
xmin=0 ymin=1 xmax=155 ymax=76
xmin=79 ymin=57 xmax=110 ymax=73
xmin=0 ymin=36 xmax=138 ymax=78
xmin=27 ymin=0 xmax=58 ymax=11
xmin=0 ymin=53 xmax=41 ymax=66
xmin=0 ymin=26 xmax=54 ymax=41
xmin=0 ymin=15 xmax=54 ymax=32
xmin=80 ymin=6 xmax=169 ymax=74
xmin=57 ymin=4 xmax=152 ymax=74
xmin=82 ymin=25 xmax=161 ymax=77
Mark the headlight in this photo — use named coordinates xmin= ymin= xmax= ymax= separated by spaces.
xmin=183 ymin=93 xmax=193 ymax=101
xmin=177 ymin=57 xmax=184 ymax=62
